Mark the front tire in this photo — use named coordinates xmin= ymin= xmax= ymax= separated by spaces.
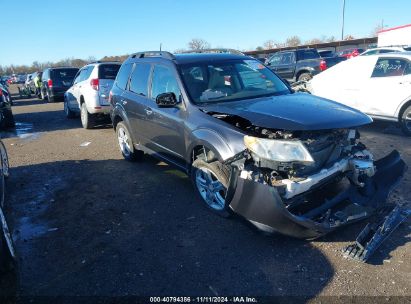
xmin=400 ymin=105 xmax=411 ymax=136
xmin=64 ymin=99 xmax=76 ymax=119
xmin=297 ymin=72 xmax=312 ymax=82
xmin=80 ymin=103 xmax=94 ymax=129
xmin=116 ymin=122 xmax=143 ymax=161
xmin=191 ymin=159 xmax=231 ymax=217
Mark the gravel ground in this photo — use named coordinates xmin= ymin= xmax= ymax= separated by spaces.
xmin=0 ymin=85 xmax=410 ymax=302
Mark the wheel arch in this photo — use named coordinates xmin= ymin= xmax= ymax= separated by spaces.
xmin=397 ymin=99 xmax=411 ymax=121
xmin=187 ymin=129 xmax=235 ymax=168
xmin=296 ymin=69 xmax=311 ymax=80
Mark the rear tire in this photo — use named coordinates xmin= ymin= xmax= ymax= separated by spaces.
xmin=297 ymin=72 xmax=312 ymax=82
xmin=47 ymin=92 xmax=54 ymax=103
xmin=400 ymin=105 xmax=411 ymax=136
xmin=116 ymin=122 xmax=143 ymax=161
xmin=80 ymin=103 xmax=94 ymax=129
xmin=191 ymin=159 xmax=231 ymax=218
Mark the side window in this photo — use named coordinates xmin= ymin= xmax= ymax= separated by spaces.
xmin=268 ymin=54 xmax=281 ymax=66
xmin=82 ymin=66 xmax=94 ymax=80
xmin=74 ymin=68 xmax=87 ymax=84
xmin=42 ymin=70 xmax=48 ymax=81
xmin=73 ymin=70 xmax=82 ymax=84
xmin=129 ymin=63 xmax=151 ymax=96
xmin=151 ymin=65 xmax=181 ymax=100
xmin=364 ymin=50 xmax=377 ymax=56
xmin=371 ymin=58 xmax=408 ymax=77
xmin=115 ymin=63 xmax=133 ymax=90
xmin=280 ymin=52 xmax=295 ymax=64
xmin=404 ymin=62 xmax=411 ymax=75
xmin=300 ymin=50 xmax=319 ymax=60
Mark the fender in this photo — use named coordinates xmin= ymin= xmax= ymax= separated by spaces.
xmin=188 ymin=128 xmax=235 ymax=162
xmin=111 ymin=104 xmax=136 ymax=141
xmin=394 ymin=97 xmax=411 ymax=118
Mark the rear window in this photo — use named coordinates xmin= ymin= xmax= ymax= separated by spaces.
xmin=51 ymin=69 xmax=78 ymax=81
xmin=98 ymin=64 xmax=121 ymax=80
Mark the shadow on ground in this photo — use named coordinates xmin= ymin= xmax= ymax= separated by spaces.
xmin=7 ymin=157 xmax=334 ymax=298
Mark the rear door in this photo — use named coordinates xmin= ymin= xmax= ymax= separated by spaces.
xmin=65 ymin=69 xmax=83 ymax=109
xmin=275 ymin=51 xmax=296 ymax=80
xmin=121 ymin=63 xmax=152 ymax=144
xmin=357 ymin=57 xmax=411 ymax=118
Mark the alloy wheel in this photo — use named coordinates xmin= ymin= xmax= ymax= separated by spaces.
xmin=195 ymin=168 xmax=227 ymax=211
xmin=117 ymin=127 xmax=132 ymax=157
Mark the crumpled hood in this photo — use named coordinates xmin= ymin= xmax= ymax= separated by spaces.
xmin=200 ymin=93 xmax=372 ymax=131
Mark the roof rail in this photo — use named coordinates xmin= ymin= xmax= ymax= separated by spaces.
xmin=182 ymin=48 xmax=245 ymax=55
xmin=130 ymin=51 xmax=175 ymax=60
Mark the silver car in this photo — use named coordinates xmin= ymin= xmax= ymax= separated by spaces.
xmin=64 ymin=62 xmax=121 ymax=129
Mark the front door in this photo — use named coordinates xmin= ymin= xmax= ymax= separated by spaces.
xmin=140 ymin=64 xmax=186 ymax=166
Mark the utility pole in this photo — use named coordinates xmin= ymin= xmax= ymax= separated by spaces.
xmin=341 ymin=0 xmax=346 ymax=40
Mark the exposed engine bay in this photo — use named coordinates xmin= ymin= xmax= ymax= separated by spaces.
xmin=206 ymin=110 xmax=407 ymax=241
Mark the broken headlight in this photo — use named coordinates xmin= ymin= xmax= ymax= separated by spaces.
xmin=244 ymin=136 xmax=314 ymax=163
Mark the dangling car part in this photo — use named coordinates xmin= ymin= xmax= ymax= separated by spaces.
xmin=342 ymin=205 xmax=410 ymax=262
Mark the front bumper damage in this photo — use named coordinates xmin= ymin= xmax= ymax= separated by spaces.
xmin=226 ymin=150 xmax=407 ymax=240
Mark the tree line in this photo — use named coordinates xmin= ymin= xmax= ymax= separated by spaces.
xmin=1 ymin=26 xmax=379 ymax=76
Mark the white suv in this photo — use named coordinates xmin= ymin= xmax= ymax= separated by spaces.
xmin=64 ymin=62 xmax=121 ymax=129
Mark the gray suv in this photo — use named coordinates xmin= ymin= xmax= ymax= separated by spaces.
xmin=110 ymin=51 xmax=406 ymax=239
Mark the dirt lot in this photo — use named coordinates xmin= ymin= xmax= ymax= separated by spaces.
xmin=0 ymin=85 xmax=410 ymax=302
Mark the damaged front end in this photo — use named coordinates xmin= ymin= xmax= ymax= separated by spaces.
xmin=224 ymin=128 xmax=407 ymax=239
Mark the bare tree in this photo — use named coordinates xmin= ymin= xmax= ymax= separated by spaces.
xmin=187 ymin=38 xmax=211 ymax=50
xmin=326 ymin=36 xmax=336 ymax=42
xmin=344 ymin=34 xmax=355 ymax=40
xmin=263 ymin=40 xmax=276 ymax=50
xmin=370 ymin=24 xmax=383 ymax=37
xmin=305 ymin=38 xmax=323 ymax=45
xmin=285 ymin=36 xmax=301 ymax=47
xmin=255 ymin=46 xmax=264 ymax=51
xmin=174 ymin=49 xmax=187 ymax=54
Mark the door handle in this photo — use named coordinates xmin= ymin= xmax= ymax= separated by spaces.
xmin=120 ymin=99 xmax=127 ymax=105
xmin=145 ymin=108 xmax=153 ymax=115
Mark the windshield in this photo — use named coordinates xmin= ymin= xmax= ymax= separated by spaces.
xmin=179 ymin=59 xmax=290 ymax=104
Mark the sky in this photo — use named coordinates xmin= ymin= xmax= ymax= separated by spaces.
xmin=0 ymin=0 xmax=410 ymax=66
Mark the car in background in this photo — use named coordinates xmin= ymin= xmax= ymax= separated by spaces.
xmin=360 ymin=46 xmax=411 ymax=56
xmin=64 ymin=61 xmax=121 ymax=129
xmin=40 ymin=67 xmax=79 ymax=102
xmin=337 ymin=48 xmax=365 ymax=59
xmin=318 ymin=49 xmax=347 ymax=68
xmin=0 ymin=86 xmax=14 ymax=129
xmin=109 ymin=51 xmax=405 ymax=239
xmin=17 ymin=74 xmax=26 ymax=84
xmin=0 ymin=140 xmax=16 ymax=273
xmin=0 ymin=82 xmax=12 ymax=105
xmin=265 ymin=48 xmax=327 ymax=82
xmin=310 ymin=53 xmax=411 ymax=135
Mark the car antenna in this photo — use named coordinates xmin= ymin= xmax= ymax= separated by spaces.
xmin=160 ymin=43 xmax=162 ymax=51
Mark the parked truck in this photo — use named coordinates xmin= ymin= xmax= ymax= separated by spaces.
xmin=265 ymin=48 xmax=328 ymax=82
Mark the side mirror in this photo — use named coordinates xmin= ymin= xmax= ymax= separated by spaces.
xmin=156 ymin=92 xmax=178 ymax=107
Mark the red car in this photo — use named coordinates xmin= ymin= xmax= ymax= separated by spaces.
xmin=338 ymin=48 xmax=365 ymax=59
